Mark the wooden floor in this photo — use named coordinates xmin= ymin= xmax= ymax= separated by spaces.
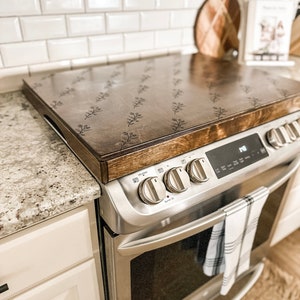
xmin=242 ymin=228 xmax=300 ymax=300
xmin=268 ymin=228 xmax=300 ymax=279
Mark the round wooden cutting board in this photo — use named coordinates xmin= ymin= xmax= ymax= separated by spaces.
xmin=195 ymin=0 xmax=241 ymax=58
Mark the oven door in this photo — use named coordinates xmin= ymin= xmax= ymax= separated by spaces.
xmin=103 ymin=155 xmax=300 ymax=300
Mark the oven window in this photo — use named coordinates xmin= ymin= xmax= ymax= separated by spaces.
xmin=131 ymin=229 xmax=212 ymax=300
xmin=130 ymin=175 xmax=287 ymax=300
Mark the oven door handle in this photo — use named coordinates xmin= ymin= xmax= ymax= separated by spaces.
xmin=118 ymin=155 xmax=300 ymax=256
xmin=267 ymin=154 xmax=300 ymax=193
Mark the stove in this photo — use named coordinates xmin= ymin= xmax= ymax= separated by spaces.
xmin=23 ymin=54 xmax=300 ymax=299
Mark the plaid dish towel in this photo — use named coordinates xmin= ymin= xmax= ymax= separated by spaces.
xmin=203 ymin=187 xmax=269 ymax=295
xmin=237 ymin=187 xmax=269 ymax=276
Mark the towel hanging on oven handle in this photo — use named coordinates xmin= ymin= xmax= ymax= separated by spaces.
xmin=118 ymin=155 xmax=300 ymax=256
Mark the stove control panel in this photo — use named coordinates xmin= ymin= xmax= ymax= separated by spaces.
xmin=138 ymin=159 xmax=210 ymax=204
xmin=206 ymin=133 xmax=268 ymax=179
xmin=119 ymin=113 xmax=300 ymax=206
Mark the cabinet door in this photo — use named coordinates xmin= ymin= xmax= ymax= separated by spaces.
xmin=0 ymin=207 xmax=93 ymax=299
xmin=13 ymin=259 xmax=100 ymax=300
xmin=271 ymin=169 xmax=300 ymax=245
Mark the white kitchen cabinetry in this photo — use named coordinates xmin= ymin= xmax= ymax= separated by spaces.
xmin=271 ymin=168 xmax=300 ymax=246
xmin=0 ymin=206 xmax=103 ymax=300
xmin=13 ymin=260 xmax=99 ymax=300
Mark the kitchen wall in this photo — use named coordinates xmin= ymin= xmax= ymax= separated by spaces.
xmin=0 ymin=0 xmax=205 ymax=93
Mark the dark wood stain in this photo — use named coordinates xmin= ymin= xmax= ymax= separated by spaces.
xmin=22 ymin=53 xmax=300 ymax=183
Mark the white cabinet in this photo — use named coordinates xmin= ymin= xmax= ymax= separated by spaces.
xmin=13 ymin=260 xmax=99 ymax=300
xmin=271 ymin=168 xmax=300 ymax=245
xmin=0 ymin=206 xmax=103 ymax=300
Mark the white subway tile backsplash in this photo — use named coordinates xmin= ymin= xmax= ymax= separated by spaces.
xmin=181 ymin=45 xmax=198 ymax=54
xmin=40 ymin=0 xmax=84 ymax=14
xmin=141 ymin=11 xmax=170 ymax=31
xmin=140 ymin=49 xmax=168 ymax=59
xmin=48 ymin=38 xmax=88 ymax=61
xmin=0 ymin=66 xmax=29 ymax=92
xmin=125 ymin=32 xmax=154 ymax=52
xmin=0 ymin=0 xmax=201 ymax=92
xmin=124 ymin=0 xmax=155 ymax=10
xmin=1 ymin=41 xmax=48 ymax=67
xmin=29 ymin=60 xmax=71 ymax=75
xmin=106 ymin=12 xmax=139 ymax=33
xmin=86 ymin=0 xmax=121 ymax=11
xmin=155 ymin=30 xmax=182 ymax=48
xmin=67 ymin=14 xmax=105 ymax=36
xmin=156 ymin=0 xmax=185 ymax=9
xmin=21 ymin=16 xmax=66 ymax=41
xmin=184 ymin=0 xmax=205 ymax=8
xmin=168 ymin=47 xmax=182 ymax=54
xmin=0 ymin=0 xmax=41 ymax=16
xmin=108 ymin=52 xmax=139 ymax=63
xmin=0 ymin=18 xmax=22 ymax=43
xmin=89 ymin=34 xmax=123 ymax=57
xmin=71 ymin=56 xmax=107 ymax=68
xmin=170 ymin=10 xmax=198 ymax=28
xmin=182 ymin=28 xmax=195 ymax=45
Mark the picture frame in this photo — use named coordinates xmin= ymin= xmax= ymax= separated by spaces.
xmin=238 ymin=0 xmax=297 ymax=66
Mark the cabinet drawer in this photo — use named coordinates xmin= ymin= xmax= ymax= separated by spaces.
xmin=0 ymin=207 xmax=93 ymax=299
xmin=13 ymin=259 xmax=100 ymax=300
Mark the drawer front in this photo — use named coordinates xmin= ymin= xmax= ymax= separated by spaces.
xmin=0 ymin=207 xmax=93 ymax=299
xmin=13 ymin=259 xmax=100 ymax=300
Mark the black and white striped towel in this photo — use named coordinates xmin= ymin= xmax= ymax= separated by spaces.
xmin=203 ymin=187 xmax=269 ymax=295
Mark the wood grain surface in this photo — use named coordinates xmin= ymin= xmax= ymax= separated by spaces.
xmin=195 ymin=0 xmax=240 ymax=58
xmin=243 ymin=229 xmax=300 ymax=299
xmin=23 ymin=53 xmax=300 ymax=183
xmin=290 ymin=16 xmax=300 ymax=56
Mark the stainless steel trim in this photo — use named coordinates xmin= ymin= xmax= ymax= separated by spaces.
xmin=118 ymin=209 xmax=225 ymax=256
xmin=183 ymin=262 xmax=264 ymax=300
xmin=118 ymin=155 xmax=300 ymax=256
xmin=267 ymin=154 xmax=300 ymax=192
xmin=101 ymin=111 xmax=300 ymax=235
xmin=232 ymin=262 xmax=265 ymax=300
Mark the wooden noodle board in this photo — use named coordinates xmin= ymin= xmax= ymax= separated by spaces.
xmin=23 ymin=54 xmax=300 ymax=183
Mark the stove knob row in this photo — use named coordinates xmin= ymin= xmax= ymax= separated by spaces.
xmin=267 ymin=120 xmax=300 ymax=149
xmin=138 ymin=158 xmax=210 ymax=204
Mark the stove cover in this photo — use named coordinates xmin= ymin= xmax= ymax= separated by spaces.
xmin=23 ymin=54 xmax=300 ymax=183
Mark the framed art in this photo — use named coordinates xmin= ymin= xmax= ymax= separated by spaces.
xmin=239 ymin=0 xmax=297 ymax=65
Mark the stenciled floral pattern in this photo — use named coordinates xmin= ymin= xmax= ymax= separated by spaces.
xmin=22 ymin=54 xmax=300 ymax=155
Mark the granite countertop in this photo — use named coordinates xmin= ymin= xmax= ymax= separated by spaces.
xmin=0 ymin=91 xmax=101 ymax=239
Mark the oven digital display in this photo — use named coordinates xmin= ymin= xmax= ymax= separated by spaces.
xmin=206 ymin=133 xmax=269 ymax=179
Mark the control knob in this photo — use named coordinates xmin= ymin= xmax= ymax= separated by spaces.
xmin=186 ymin=158 xmax=210 ymax=183
xmin=164 ymin=167 xmax=191 ymax=193
xmin=286 ymin=121 xmax=300 ymax=140
xmin=138 ymin=177 xmax=166 ymax=205
xmin=266 ymin=126 xmax=290 ymax=149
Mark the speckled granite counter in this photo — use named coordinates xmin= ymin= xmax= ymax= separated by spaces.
xmin=0 ymin=91 xmax=101 ymax=239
